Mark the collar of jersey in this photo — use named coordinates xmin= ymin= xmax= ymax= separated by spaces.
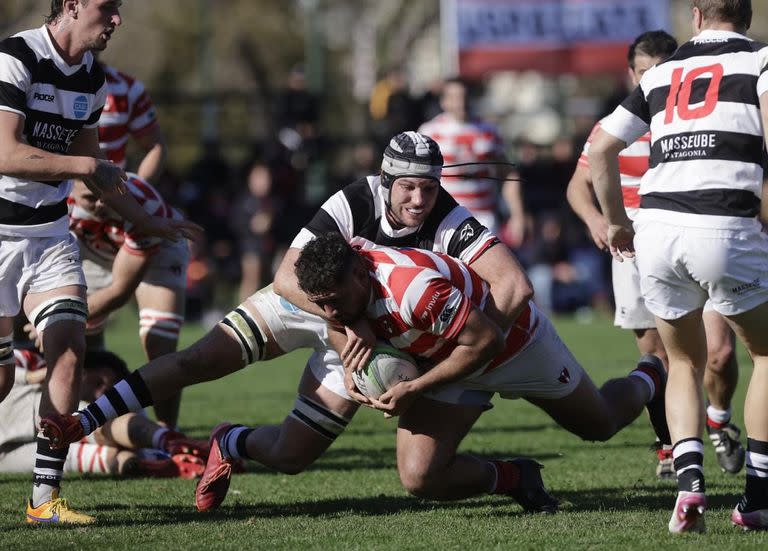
xmin=39 ymin=25 xmax=93 ymax=76
xmin=694 ymin=29 xmax=751 ymax=42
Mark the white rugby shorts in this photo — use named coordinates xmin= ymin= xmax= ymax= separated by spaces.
xmin=0 ymin=233 xmax=85 ymax=317
xmin=634 ymin=219 xmax=768 ymax=320
xmin=80 ymin=239 xmax=190 ymax=291
xmin=612 ymin=256 xmax=656 ymax=330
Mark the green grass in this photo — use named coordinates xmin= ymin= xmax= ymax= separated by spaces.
xmin=2 ymin=309 xmax=767 ymax=549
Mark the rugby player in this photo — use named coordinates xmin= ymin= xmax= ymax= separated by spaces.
xmin=0 ymin=0 xmax=199 ymax=524
xmin=1 ymin=348 xmax=206 ymax=479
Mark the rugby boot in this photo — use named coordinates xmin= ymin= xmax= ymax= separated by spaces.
xmin=668 ymin=491 xmax=706 ymax=534
xmin=732 ymin=496 xmax=768 ymax=531
xmin=655 ymin=443 xmax=675 ymax=480
xmin=39 ymin=413 xmax=84 ymax=449
xmin=196 ymin=423 xmax=235 ymax=512
xmin=707 ymin=422 xmax=745 ymax=474
xmin=26 ymin=489 xmax=96 ymax=525
xmin=502 ymin=458 xmax=559 ymax=514
xmin=160 ymin=430 xmax=211 ymax=459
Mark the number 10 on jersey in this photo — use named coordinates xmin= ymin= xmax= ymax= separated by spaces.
xmin=664 ymin=63 xmax=723 ymax=124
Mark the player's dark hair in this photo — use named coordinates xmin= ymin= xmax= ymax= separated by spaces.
xmin=83 ymin=349 xmax=130 ymax=379
xmin=46 ymin=0 xmax=90 ymax=24
xmin=295 ymin=233 xmax=357 ymax=298
xmin=628 ymin=30 xmax=678 ymax=68
xmin=692 ymin=0 xmax=752 ymax=31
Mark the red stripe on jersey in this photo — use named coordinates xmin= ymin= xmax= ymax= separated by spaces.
xmin=483 ymin=303 xmax=537 ymax=372
xmin=617 ymin=154 xmax=648 ymax=178
xmin=412 ymin=278 xmax=455 ymax=328
xmin=622 ymin=186 xmax=641 ymax=208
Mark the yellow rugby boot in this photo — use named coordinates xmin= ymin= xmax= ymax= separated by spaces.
xmin=26 ymin=490 xmax=96 ymax=525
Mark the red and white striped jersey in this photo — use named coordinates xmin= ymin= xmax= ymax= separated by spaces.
xmin=98 ymin=65 xmax=159 ymax=168
xmin=356 ymin=240 xmax=537 ymax=369
xmin=578 ymin=120 xmax=650 ymax=219
xmin=69 ymin=174 xmax=178 ymax=264
xmin=419 ymin=114 xmax=505 ymax=220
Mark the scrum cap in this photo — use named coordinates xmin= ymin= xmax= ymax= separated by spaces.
xmin=381 ymin=131 xmax=443 ymax=188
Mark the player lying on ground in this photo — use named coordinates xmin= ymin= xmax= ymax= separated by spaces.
xmin=2 ymin=348 xmax=207 ymax=481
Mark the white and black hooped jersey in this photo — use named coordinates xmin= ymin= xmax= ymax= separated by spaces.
xmin=290 ymin=175 xmax=499 ymax=264
xmin=601 ymin=29 xmax=768 ymax=230
xmin=0 ymin=26 xmax=106 ymax=237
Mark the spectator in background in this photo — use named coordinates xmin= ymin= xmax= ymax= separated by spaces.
xmin=420 ymin=78 xmax=524 ymax=241
xmin=231 ymin=161 xmax=277 ymax=301
xmin=369 ymin=67 xmax=418 ymax=151
xmin=274 ymin=65 xmax=319 ymax=130
xmin=98 ymin=63 xmax=167 ymax=183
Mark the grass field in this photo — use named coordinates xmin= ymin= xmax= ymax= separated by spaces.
xmin=2 ymin=308 xmax=767 ymax=549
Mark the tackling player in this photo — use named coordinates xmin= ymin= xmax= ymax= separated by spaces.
xmin=567 ymin=30 xmax=744 ymax=478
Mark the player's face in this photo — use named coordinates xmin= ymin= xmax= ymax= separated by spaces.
xmin=441 ymin=82 xmax=468 ymax=120
xmin=307 ymin=267 xmax=369 ymax=325
xmin=628 ymin=54 xmax=663 ymax=87
xmin=387 ymin=177 xmax=440 ymax=229
xmin=71 ymin=180 xmax=109 ymax=218
xmin=77 ymin=0 xmax=122 ymax=52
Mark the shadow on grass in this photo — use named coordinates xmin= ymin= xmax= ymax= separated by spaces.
xmin=1 ymin=483 xmax=746 ymax=532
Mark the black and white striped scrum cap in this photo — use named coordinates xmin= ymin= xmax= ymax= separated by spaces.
xmin=381 ymin=131 xmax=443 ymax=185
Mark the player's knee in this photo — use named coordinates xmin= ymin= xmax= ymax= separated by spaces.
xmin=398 ymin=457 xmax=441 ymax=498
xmin=576 ymin=419 xmax=618 ymax=442
xmin=706 ymin=342 xmax=735 ymax=374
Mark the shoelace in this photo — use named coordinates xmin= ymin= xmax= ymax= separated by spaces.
xmin=50 ymin=497 xmax=70 ymax=514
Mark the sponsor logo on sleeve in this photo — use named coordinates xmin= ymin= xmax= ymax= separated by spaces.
xmin=73 ymin=95 xmax=89 ymax=119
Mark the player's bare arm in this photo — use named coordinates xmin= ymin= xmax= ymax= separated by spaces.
xmin=274 ymin=247 xmax=328 ymax=318
xmin=87 ymin=246 xmax=151 ymax=320
xmin=371 ymin=305 xmax=504 ymax=417
xmin=134 ymin=125 xmax=167 ymax=183
xmin=566 ymin=164 xmax=609 ymax=251
xmin=469 ymin=244 xmax=532 ymax=333
xmin=0 ymin=111 xmax=98 ymax=181
xmin=588 ymin=128 xmax=635 ymax=262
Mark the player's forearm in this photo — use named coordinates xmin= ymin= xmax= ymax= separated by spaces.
xmin=136 ymin=141 xmax=166 ymax=183
xmin=589 ymin=141 xmax=631 ymax=226
xmin=566 ymin=168 xmax=603 ymax=225
xmin=409 ymin=340 xmax=502 ymax=394
xmin=87 ymin=284 xmax=134 ymax=320
xmin=0 ymin=141 xmax=97 ymax=181
xmin=94 ymin=186 xmax=156 ymax=229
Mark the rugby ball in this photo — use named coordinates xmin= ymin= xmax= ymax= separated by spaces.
xmin=352 ymin=345 xmax=420 ymax=400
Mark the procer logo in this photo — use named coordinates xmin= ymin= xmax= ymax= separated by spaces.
xmin=33 ymin=92 xmax=54 ymax=102
xmin=73 ymin=95 xmax=89 ymax=119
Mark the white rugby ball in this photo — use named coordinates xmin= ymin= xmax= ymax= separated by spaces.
xmin=352 ymin=345 xmax=420 ymax=400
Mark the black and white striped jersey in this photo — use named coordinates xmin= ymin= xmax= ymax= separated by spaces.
xmin=601 ymin=29 xmax=768 ymax=230
xmin=290 ymin=175 xmax=499 ymax=264
xmin=0 ymin=26 xmax=106 ymax=237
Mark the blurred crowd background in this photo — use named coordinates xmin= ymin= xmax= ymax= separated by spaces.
xmin=4 ymin=0 xmax=768 ymax=323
